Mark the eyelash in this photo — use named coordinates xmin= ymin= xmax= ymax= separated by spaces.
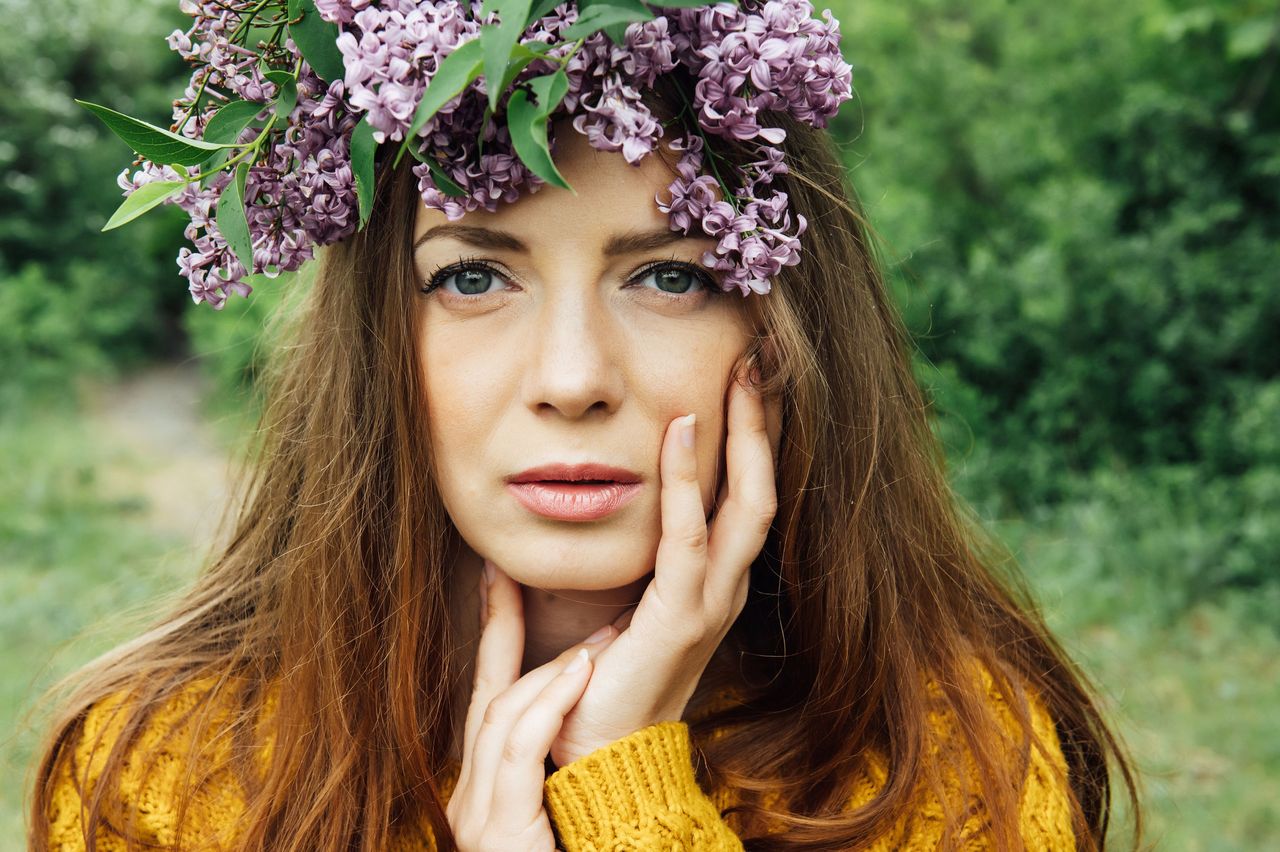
xmin=420 ymin=256 xmax=720 ymax=299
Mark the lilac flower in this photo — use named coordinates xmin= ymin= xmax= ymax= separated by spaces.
xmin=334 ymin=1 xmax=481 ymax=144
xmin=125 ymin=0 xmax=853 ymax=306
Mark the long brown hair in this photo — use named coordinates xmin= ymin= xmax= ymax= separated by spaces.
xmin=28 ymin=79 xmax=1140 ymax=850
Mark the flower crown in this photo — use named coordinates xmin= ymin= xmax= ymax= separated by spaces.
xmin=81 ymin=0 xmax=853 ymax=309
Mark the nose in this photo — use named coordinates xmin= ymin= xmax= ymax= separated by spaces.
xmin=522 ymin=285 xmax=624 ymax=421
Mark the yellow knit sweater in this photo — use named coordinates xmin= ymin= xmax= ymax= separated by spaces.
xmin=45 ymin=670 xmax=1077 ymax=851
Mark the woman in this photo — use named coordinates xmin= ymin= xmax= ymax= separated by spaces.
xmin=31 ymin=2 xmax=1139 ymax=850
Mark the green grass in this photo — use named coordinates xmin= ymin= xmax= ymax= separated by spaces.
xmin=0 ymin=408 xmax=202 ymax=843
xmin=993 ymin=473 xmax=1280 ymax=844
xmin=2 ymin=401 xmax=1277 ymax=849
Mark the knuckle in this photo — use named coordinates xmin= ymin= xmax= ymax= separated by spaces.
xmin=501 ymin=735 xmax=531 ymax=765
xmin=483 ymin=694 xmax=512 ymax=726
xmin=660 ymin=622 xmax=703 ymax=653
xmin=678 ymin=523 xmax=709 ymax=551
xmin=751 ymin=495 xmax=779 ymax=530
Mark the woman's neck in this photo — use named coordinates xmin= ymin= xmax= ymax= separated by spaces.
xmin=443 ymin=543 xmax=740 ymax=763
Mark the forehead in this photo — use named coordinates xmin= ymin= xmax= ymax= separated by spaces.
xmin=412 ymin=123 xmax=714 ymax=255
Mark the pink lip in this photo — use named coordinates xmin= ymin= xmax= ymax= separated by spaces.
xmin=507 ymin=463 xmax=641 ymax=485
xmin=506 ymin=481 xmax=642 ymax=521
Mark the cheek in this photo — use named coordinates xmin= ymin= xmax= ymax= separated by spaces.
xmin=634 ymin=335 xmax=745 ymax=506
xmin=419 ymin=327 xmax=503 ymax=494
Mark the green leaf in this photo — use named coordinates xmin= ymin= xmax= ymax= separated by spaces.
xmin=202 ymin=100 xmax=265 ymax=145
xmin=581 ymin=0 xmax=653 ymax=15
xmin=76 ymin=100 xmax=234 ymax=167
xmin=562 ymin=0 xmax=653 ymax=40
xmin=288 ymin=0 xmax=346 ymax=83
xmin=101 ymin=180 xmax=186 ymax=232
xmin=563 ymin=5 xmax=655 ymax=40
xmin=602 ymin=22 xmax=631 ymax=44
xmin=266 ymin=72 xmax=299 ymax=120
xmin=481 ymin=0 xmax=535 ymax=113
xmin=506 ymin=72 xmax=571 ymax=190
xmin=199 ymin=152 xmax=231 ymax=186
xmin=396 ymin=37 xmax=485 ymax=166
xmin=498 ymin=41 xmax=557 ymax=96
xmin=415 ymin=151 xmax=468 ymax=197
xmin=532 ymin=68 xmax=570 ymax=118
xmin=350 ymin=115 xmax=377 ymax=228
xmin=528 ymin=0 xmax=563 ymax=22
xmin=216 ymin=162 xmax=254 ymax=271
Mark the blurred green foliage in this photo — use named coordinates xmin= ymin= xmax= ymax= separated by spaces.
xmin=823 ymin=0 xmax=1280 ymax=613
xmin=0 ymin=0 xmax=190 ymax=409
xmin=832 ymin=0 xmax=1279 ymax=500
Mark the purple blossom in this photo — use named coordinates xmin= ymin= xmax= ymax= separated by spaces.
xmin=128 ymin=0 xmax=854 ymax=306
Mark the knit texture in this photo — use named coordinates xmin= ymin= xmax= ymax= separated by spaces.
xmin=45 ymin=671 xmax=1076 ymax=850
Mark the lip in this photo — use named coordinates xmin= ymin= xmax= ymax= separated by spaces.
xmin=506 ymin=481 xmax=643 ymax=521
xmin=507 ymin=463 xmax=641 ymax=485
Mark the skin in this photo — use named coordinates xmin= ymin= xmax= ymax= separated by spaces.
xmin=413 ymin=124 xmax=782 ymax=850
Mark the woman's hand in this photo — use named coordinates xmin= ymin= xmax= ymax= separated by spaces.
xmin=542 ymin=360 xmax=781 ymax=768
xmin=446 ymin=560 xmax=619 ymax=851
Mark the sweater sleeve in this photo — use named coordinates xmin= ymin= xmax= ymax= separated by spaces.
xmin=542 ymin=682 xmax=1077 ymax=852
xmin=543 ymin=721 xmax=743 ymax=852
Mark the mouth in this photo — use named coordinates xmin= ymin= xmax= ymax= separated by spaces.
xmin=505 ymin=480 xmax=642 ymax=521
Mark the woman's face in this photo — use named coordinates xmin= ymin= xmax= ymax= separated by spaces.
xmin=414 ymin=125 xmax=754 ymax=592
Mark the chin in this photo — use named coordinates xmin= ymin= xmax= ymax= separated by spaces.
xmin=481 ymin=524 xmax=659 ymax=591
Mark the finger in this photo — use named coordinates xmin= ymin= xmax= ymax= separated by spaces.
xmin=706 ymin=369 xmax=778 ymax=606
xmin=654 ymin=411 xmax=710 ymax=615
xmin=764 ymin=387 xmax=782 ymax=468
xmin=611 ymin=605 xmax=636 ymax=634
xmin=457 ymin=559 xmax=524 ymax=795
xmin=709 ymin=360 xmax=750 ymax=521
xmin=467 ymin=635 xmax=615 ymax=816
xmin=710 ymin=426 xmax=730 ymax=522
xmin=489 ymin=648 xmax=596 ymax=832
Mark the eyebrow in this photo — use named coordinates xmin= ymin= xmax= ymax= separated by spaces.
xmin=412 ymin=224 xmax=694 ymax=256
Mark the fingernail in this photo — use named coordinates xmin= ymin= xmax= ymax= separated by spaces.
xmin=564 ymin=648 xmax=589 ymax=674
xmin=584 ymin=625 xmax=612 ymax=644
xmin=483 ymin=559 xmax=495 ymax=586
xmin=680 ymin=413 xmax=696 ymax=449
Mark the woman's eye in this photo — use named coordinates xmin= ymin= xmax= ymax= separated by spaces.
xmin=424 ymin=261 xmax=713 ymax=298
xmin=427 ymin=264 xmax=503 ymax=296
xmin=635 ymin=263 xmax=710 ymax=295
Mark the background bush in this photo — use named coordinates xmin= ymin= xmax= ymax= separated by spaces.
xmin=828 ymin=0 xmax=1280 ymax=609
xmin=0 ymin=0 xmax=189 ymax=408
